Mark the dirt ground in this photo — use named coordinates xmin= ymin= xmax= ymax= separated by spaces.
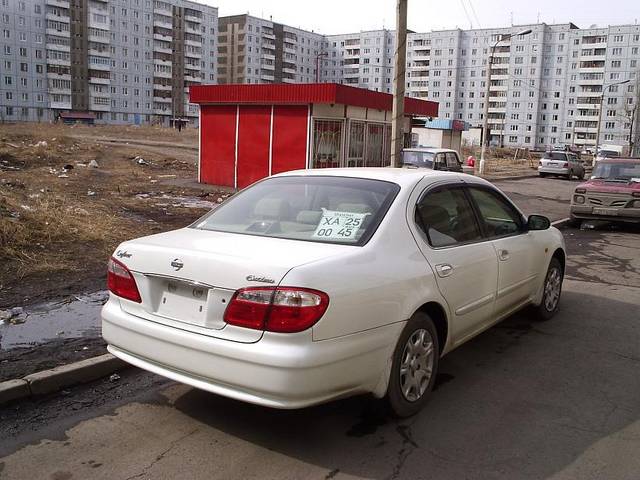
xmin=0 ymin=123 xmax=225 ymax=309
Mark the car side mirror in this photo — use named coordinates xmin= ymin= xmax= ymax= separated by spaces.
xmin=527 ymin=214 xmax=551 ymax=231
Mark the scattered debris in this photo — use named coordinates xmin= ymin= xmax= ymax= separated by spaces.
xmin=87 ymin=190 xmax=97 ymax=196
xmin=33 ymin=140 xmax=48 ymax=148
xmin=57 ymin=174 xmax=69 ymax=178
xmin=88 ymin=159 xmax=99 ymax=168
xmin=109 ymin=373 xmax=121 ymax=382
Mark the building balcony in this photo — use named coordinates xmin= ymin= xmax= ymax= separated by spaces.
xmin=88 ymin=33 xmax=109 ymax=44
xmin=574 ymin=126 xmax=599 ymax=133
xmin=153 ymin=96 xmax=172 ymax=103
xmin=576 ymin=103 xmax=600 ymax=110
xmin=88 ymin=76 xmax=110 ymax=85
xmin=153 ymin=108 xmax=171 ymax=115
xmin=261 ymin=62 xmax=275 ymax=70
xmin=579 ymin=54 xmax=606 ymax=62
xmin=185 ymin=13 xmax=202 ymax=23
xmin=154 ymin=83 xmax=172 ymax=91
xmin=185 ymin=38 xmax=202 ymax=47
xmin=262 ymin=32 xmax=275 ymax=40
xmin=47 ymin=58 xmax=71 ymax=67
xmin=46 ymin=42 xmax=70 ymax=52
xmin=153 ymin=32 xmax=172 ymax=43
xmin=50 ymin=100 xmax=71 ymax=109
xmin=488 ymin=107 xmax=507 ymax=113
xmin=46 ymin=0 xmax=69 ymax=7
xmin=46 ymin=28 xmax=70 ymax=38
xmin=579 ymin=66 xmax=605 ymax=74
xmin=88 ymin=48 xmax=109 ymax=58
xmin=88 ymin=62 xmax=110 ymax=71
xmin=185 ymin=24 xmax=200 ymax=35
xmin=283 ymin=66 xmax=297 ymax=74
xmin=46 ymin=71 xmax=71 ymax=80
xmin=491 ymin=74 xmax=509 ymax=81
xmin=154 ymin=71 xmax=172 ymax=79
xmin=576 ymin=115 xmax=599 ymax=121
xmin=260 ymin=73 xmax=275 ymax=81
xmin=154 ymin=45 xmax=172 ymax=54
xmin=89 ymin=102 xmax=111 ymax=112
xmin=47 ymin=86 xmax=71 ymax=95
xmin=185 ymin=73 xmax=200 ymax=82
xmin=154 ymin=58 xmax=172 ymax=67
xmin=492 ymin=50 xmax=511 ymax=57
xmin=153 ymin=18 xmax=173 ymax=29
xmin=488 ymin=85 xmax=508 ymax=91
xmin=46 ymin=12 xmax=70 ymax=23
xmin=284 ymin=45 xmax=297 ymax=54
xmin=578 ymin=78 xmax=604 ymax=85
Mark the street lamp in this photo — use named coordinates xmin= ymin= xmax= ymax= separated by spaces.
xmin=479 ymin=28 xmax=532 ymax=175
xmin=593 ymin=79 xmax=630 ymax=162
xmin=315 ymin=52 xmax=328 ymax=83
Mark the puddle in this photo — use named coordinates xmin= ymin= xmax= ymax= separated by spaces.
xmin=0 ymin=291 xmax=108 ymax=350
xmin=136 ymin=193 xmax=218 ymax=209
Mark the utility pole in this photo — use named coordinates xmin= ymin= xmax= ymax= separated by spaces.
xmin=390 ymin=0 xmax=407 ymax=167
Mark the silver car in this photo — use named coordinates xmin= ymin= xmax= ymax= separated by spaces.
xmin=538 ymin=152 xmax=585 ymax=180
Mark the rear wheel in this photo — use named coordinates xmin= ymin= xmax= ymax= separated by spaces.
xmin=539 ymin=172 xmax=547 ymax=178
xmin=566 ymin=170 xmax=573 ymax=180
xmin=535 ymin=257 xmax=563 ymax=321
xmin=385 ymin=312 xmax=439 ymax=418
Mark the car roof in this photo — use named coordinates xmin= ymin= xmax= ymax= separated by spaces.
xmin=598 ymin=158 xmax=640 ymax=163
xmin=403 ymin=147 xmax=457 ymax=154
xmin=273 ymin=167 xmax=491 ymax=189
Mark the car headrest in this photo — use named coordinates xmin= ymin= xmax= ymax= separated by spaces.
xmin=419 ymin=205 xmax=450 ymax=229
xmin=336 ymin=203 xmax=373 ymax=214
xmin=296 ymin=210 xmax=323 ymax=225
xmin=253 ymin=198 xmax=291 ymax=220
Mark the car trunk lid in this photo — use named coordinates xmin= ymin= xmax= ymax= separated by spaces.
xmin=114 ymin=228 xmax=351 ymax=342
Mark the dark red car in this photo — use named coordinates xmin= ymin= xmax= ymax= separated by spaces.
xmin=570 ymin=158 xmax=640 ymax=224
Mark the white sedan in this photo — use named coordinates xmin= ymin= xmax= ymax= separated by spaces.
xmin=102 ymin=168 xmax=565 ymax=417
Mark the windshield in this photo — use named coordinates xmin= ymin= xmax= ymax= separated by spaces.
xmin=592 ymin=162 xmax=640 ymax=181
xmin=543 ymin=152 xmax=567 ymax=161
xmin=599 ymin=150 xmax=620 ymax=158
xmin=192 ymin=176 xmax=400 ymax=245
xmin=402 ymin=151 xmax=435 ymax=168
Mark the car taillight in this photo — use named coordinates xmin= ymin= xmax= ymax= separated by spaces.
xmin=563 ymin=162 xmax=569 ymax=168
xmin=107 ymin=257 xmax=141 ymax=303
xmin=224 ymin=287 xmax=329 ymax=333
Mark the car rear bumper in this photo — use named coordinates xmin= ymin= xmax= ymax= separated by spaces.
xmin=102 ymin=298 xmax=401 ymax=409
xmin=538 ymin=166 xmax=570 ymax=175
xmin=570 ymin=205 xmax=640 ymax=223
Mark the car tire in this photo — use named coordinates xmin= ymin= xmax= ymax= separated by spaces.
xmin=385 ymin=312 xmax=440 ymax=418
xmin=535 ymin=257 xmax=563 ymax=321
xmin=566 ymin=170 xmax=573 ymax=180
xmin=578 ymin=171 xmax=585 ymax=180
xmin=568 ymin=214 xmax=582 ymax=228
xmin=539 ymin=173 xmax=547 ymax=178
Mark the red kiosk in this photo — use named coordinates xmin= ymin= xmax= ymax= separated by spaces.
xmin=190 ymin=83 xmax=438 ymax=188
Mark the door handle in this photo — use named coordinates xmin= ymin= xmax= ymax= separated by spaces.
xmin=498 ymin=249 xmax=510 ymax=261
xmin=435 ymin=263 xmax=453 ymax=278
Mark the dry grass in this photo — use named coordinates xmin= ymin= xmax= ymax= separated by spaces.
xmin=0 ymin=187 xmax=135 ymax=279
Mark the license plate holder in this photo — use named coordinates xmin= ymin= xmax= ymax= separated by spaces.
xmin=592 ymin=207 xmax=618 ymax=216
xmin=156 ymin=281 xmax=209 ymax=326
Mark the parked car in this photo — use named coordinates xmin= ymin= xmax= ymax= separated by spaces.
xmin=594 ymin=148 xmax=621 ymax=166
xmin=538 ymin=151 xmax=585 ymax=180
xmin=570 ymin=158 xmax=640 ymax=225
xmin=102 ymin=168 xmax=565 ymax=417
xmin=402 ymin=147 xmax=472 ymax=174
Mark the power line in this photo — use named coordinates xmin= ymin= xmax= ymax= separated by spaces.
xmin=459 ymin=0 xmax=473 ymax=29
xmin=467 ymin=0 xmax=482 ymax=29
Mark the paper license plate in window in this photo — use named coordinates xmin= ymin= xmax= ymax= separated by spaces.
xmin=156 ymin=281 xmax=209 ymax=326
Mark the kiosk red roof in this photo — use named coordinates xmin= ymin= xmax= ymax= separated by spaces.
xmin=190 ymin=83 xmax=438 ymax=117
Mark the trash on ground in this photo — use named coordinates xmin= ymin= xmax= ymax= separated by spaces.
xmin=109 ymin=373 xmax=121 ymax=382
xmin=87 ymin=190 xmax=97 ymax=196
xmin=88 ymin=159 xmax=99 ymax=168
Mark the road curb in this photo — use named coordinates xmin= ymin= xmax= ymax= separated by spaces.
xmin=483 ymin=173 xmax=539 ymax=182
xmin=0 ymin=353 xmax=129 ymax=407
xmin=551 ymin=217 xmax=572 ymax=228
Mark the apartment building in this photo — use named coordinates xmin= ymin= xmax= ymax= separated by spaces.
xmin=217 ymin=14 xmax=323 ymax=84
xmin=406 ymin=23 xmax=640 ymax=150
xmin=0 ymin=0 xmax=217 ymax=125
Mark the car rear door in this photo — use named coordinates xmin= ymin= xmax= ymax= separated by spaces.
xmin=466 ymin=185 xmax=543 ymax=318
xmin=411 ymin=182 xmax=499 ymax=344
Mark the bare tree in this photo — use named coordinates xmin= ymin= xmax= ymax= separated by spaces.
xmin=617 ymin=71 xmax=640 ymax=156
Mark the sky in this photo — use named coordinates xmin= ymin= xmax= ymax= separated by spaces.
xmin=205 ymin=0 xmax=640 ymax=35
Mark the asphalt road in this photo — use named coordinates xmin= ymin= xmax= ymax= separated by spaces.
xmin=1 ymin=180 xmax=639 ymax=480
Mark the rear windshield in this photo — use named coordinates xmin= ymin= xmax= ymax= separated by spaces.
xmin=192 ymin=176 xmax=400 ymax=245
xmin=543 ymin=152 xmax=567 ymax=161
xmin=403 ymin=151 xmax=435 ymax=168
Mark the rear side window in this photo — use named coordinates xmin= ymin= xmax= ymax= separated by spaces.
xmin=193 ymin=176 xmax=400 ymax=246
xmin=468 ymin=187 xmax=524 ymax=238
xmin=415 ymin=187 xmax=482 ymax=248
xmin=445 ymin=152 xmax=460 ymax=168
xmin=545 ymin=152 xmax=567 ymax=161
